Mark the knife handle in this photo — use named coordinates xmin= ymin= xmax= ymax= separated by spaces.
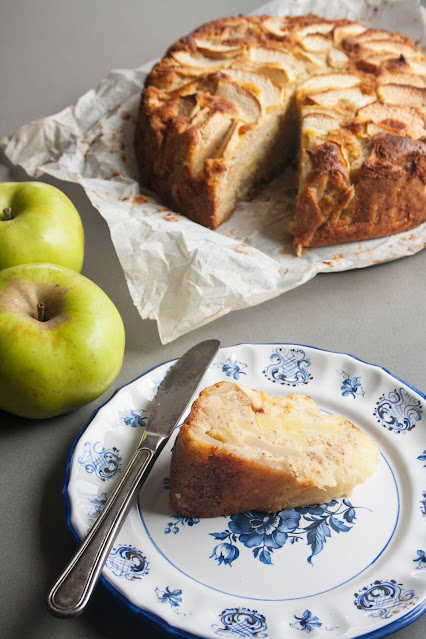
xmin=47 ymin=433 xmax=162 ymax=617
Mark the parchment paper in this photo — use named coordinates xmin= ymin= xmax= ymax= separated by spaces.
xmin=1 ymin=0 xmax=425 ymax=343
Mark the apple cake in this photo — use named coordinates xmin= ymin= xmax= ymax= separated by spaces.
xmin=169 ymin=382 xmax=379 ymax=517
xmin=134 ymin=14 xmax=426 ymax=254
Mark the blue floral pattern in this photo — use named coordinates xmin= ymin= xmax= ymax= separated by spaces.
xmin=338 ymin=370 xmax=365 ymax=399
xmin=77 ymin=441 xmax=121 ymax=481
xmin=263 ymin=347 xmax=312 ymax=386
xmin=413 ymin=550 xmax=426 ymax=570
xmin=155 ymin=586 xmax=183 ymax=611
xmin=373 ymin=388 xmax=422 ymax=433
xmin=215 ymin=356 xmax=248 ymax=380
xmin=420 ymin=491 xmax=426 ymax=519
xmin=212 ymin=607 xmax=267 ymax=637
xmin=354 ymin=580 xmax=417 ymax=619
xmin=165 ymin=516 xmax=200 ymax=535
xmin=210 ymin=500 xmax=361 ymax=567
xmin=290 ymin=610 xmax=322 ymax=632
xmin=210 ymin=541 xmax=240 ymax=567
xmin=106 ymin=544 xmax=149 ymax=581
xmin=417 ymin=450 xmax=426 ymax=467
xmin=290 ymin=610 xmax=338 ymax=632
xmin=87 ymin=492 xmax=107 ymax=520
xmin=116 ymin=408 xmax=148 ymax=428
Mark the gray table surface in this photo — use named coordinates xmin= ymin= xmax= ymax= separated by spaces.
xmin=0 ymin=1 xmax=425 ymax=638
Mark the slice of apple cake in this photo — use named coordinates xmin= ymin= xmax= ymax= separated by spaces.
xmin=169 ymin=382 xmax=379 ymax=517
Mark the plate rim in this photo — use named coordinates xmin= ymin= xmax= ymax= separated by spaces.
xmin=63 ymin=342 xmax=426 ymax=639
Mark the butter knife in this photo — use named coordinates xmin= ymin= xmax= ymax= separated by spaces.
xmin=47 ymin=338 xmax=220 ymax=617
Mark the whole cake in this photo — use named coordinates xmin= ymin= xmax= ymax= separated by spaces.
xmin=134 ymin=14 xmax=426 ymax=253
xmin=169 ymin=382 xmax=380 ymax=517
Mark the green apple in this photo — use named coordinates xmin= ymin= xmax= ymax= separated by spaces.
xmin=0 ymin=182 xmax=84 ymax=272
xmin=0 ymin=263 xmax=125 ymax=419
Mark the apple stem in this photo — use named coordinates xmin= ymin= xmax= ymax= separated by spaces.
xmin=2 ymin=207 xmax=12 ymax=220
xmin=37 ymin=302 xmax=46 ymax=322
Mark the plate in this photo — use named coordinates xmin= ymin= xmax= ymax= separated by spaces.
xmin=65 ymin=343 xmax=426 ymax=638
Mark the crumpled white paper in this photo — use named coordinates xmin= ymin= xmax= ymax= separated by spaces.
xmin=1 ymin=0 xmax=425 ymax=343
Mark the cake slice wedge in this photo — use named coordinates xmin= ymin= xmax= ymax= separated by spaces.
xmin=169 ymin=381 xmax=379 ymax=517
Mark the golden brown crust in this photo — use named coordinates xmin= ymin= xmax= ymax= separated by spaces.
xmin=134 ymin=14 xmax=426 ymax=249
xmin=296 ymin=133 xmax=426 ymax=247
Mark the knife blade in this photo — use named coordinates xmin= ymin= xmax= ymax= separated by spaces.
xmin=47 ymin=338 xmax=220 ymax=618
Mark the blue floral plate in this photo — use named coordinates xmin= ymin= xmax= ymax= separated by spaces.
xmin=65 ymin=343 xmax=426 ymax=638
